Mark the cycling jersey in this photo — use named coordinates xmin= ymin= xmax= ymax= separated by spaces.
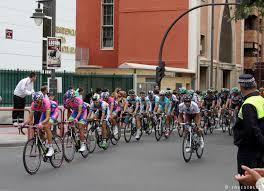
xmin=89 ymin=101 xmax=110 ymax=120
xmin=156 ymin=96 xmax=170 ymax=112
xmin=179 ymin=101 xmax=200 ymax=114
xmin=126 ymin=96 xmax=140 ymax=111
xmin=103 ymin=97 xmax=120 ymax=113
xmin=203 ymin=94 xmax=216 ymax=109
xmin=139 ymin=97 xmax=150 ymax=112
xmin=68 ymin=97 xmax=88 ymax=124
xmin=31 ymin=98 xmax=59 ymax=124
xmin=147 ymin=95 xmax=159 ymax=112
xmin=219 ymin=93 xmax=229 ymax=106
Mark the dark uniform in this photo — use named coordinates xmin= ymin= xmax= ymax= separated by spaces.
xmin=234 ymin=91 xmax=264 ymax=191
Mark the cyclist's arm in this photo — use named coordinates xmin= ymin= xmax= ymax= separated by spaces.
xmin=146 ymin=102 xmax=150 ymax=113
xmin=123 ymin=102 xmax=128 ymax=113
xmin=134 ymin=102 xmax=139 ymax=114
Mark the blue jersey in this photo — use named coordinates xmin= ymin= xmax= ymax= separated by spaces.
xmin=126 ymin=96 xmax=140 ymax=108
xmin=157 ymin=96 xmax=170 ymax=111
xmin=139 ymin=97 xmax=150 ymax=112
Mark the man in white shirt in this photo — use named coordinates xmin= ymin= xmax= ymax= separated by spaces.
xmin=12 ymin=72 xmax=37 ymax=125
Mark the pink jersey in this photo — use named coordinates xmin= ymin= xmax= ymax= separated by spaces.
xmin=102 ymin=97 xmax=120 ymax=112
xmin=31 ymin=98 xmax=58 ymax=113
xmin=67 ymin=97 xmax=87 ymax=111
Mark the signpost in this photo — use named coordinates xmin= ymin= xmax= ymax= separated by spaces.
xmin=47 ymin=37 xmax=62 ymax=69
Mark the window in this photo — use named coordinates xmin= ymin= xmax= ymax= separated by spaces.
xmin=176 ymin=83 xmax=182 ymax=91
xmin=101 ymin=0 xmax=114 ymax=49
xmin=200 ymin=35 xmax=205 ymax=56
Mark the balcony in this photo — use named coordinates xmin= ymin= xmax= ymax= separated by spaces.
xmin=244 ymin=30 xmax=259 ymax=43
xmin=244 ymin=57 xmax=257 ymax=69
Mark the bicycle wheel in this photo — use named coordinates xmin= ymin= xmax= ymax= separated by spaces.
xmin=23 ymin=138 xmax=41 ymax=175
xmin=87 ymin=127 xmax=96 ymax=153
xmin=63 ymin=131 xmax=75 ymax=162
xmin=124 ymin=123 xmax=132 ymax=143
xmin=221 ymin=116 xmax=226 ymax=133
xmin=154 ymin=118 xmax=163 ymax=141
xmin=196 ymin=134 xmax=204 ymax=159
xmin=50 ymin=135 xmax=64 ymax=168
xmin=182 ymin=133 xmax=192 ymax=163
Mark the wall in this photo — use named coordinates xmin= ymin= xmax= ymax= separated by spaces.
xmin=0 ymin=0 xmax=42 ymax=70
xmin=118 ymin=0 xmax=189 ymax=68
xmin=0 ymin=0 xmax=76 ymax=72
xmin=76 ymin=0 xmax=119 ymax=67
xmin=56 ymin=0 xmax=76 ymax=72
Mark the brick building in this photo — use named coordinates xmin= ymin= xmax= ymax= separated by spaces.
xmin=76 ymin=0 xmax=201 ymax=92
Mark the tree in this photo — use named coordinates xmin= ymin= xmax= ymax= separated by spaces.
xmin=234 ymin=0 xmax=264 ymax=20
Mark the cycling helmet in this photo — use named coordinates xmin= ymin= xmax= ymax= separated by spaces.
xmin=139 ymin=91 xmax=146 ymax=95
xmin=92 ymin=93 xmax=100 ymax=101
xmin=128 ymin=89 xmax=135 ymax=96
xmin=187 ymin=89 xmax=194 ymax=96
xmin=195 ymin=90 xmax=201 ymax=95
xmin=159 ymin=90 xmax=165 ymax=96
xmin=65 ymin=89 xmax=75 ymax=99
xmin=173 ymin=90 xmax=178 ymax=95
xmin=32 ymin=91 xmax=44 ymax=102
xmin=207 ymin=89 xmax=213 ymax=94
xmin=183 ymin=95 xmax=192 ymax=102
xmin=231 ymin=87 xmax=239 ymax=94
xmin=101 ymin=92 xmax=110 ymax=99
xmin=179 ymin=88 xmax=187 ymax=94
xmin=148 ymin=91 xmax=154 ymax=96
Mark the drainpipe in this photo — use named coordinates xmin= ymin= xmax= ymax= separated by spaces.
xmin=133 ymin=69 xmax=137 ymax=94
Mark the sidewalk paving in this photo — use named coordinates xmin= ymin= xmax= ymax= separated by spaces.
xmin=0 ymin=126 xmax=27 ymax=147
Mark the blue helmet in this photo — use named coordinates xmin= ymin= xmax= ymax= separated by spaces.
xmin=32 ymin=91 xmax=44 ymax=102
xmin=65 ymin=89 xmax=75 ymax=99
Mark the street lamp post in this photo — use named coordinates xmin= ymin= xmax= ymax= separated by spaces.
xmin=157 ymin=2 xmax=240 ymax=89
xmin=31 ymin=0 xmax=57 ymax=97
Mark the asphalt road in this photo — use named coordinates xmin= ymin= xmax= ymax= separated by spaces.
xmin=0 ymin=129 xmax=239 ymax=191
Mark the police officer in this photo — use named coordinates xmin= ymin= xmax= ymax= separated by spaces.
xmin=234 ymin=74 xmax=264 ymax=191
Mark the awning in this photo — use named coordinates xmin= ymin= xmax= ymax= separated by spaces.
xmin=118 ymin=62 xmax=195 ymax=74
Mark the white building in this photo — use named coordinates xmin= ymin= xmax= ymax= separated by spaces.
xmin=0 ymin=0 xmax=76 ymax=72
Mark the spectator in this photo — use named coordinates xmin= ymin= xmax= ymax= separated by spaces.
xmin=0 ymin=96 xmax=2 ymax=103
xmin=41 ymin=85 xmax=49 ymax=99
xmin=12 ymin=72 xmax=36 ymax=125
xmin=75 ymin=87 xmax=84 ymax=99
xmin=234 ymin=74 xmax=264 ymax=191
xmin=235 ymin=165 xmax=264 ymax=191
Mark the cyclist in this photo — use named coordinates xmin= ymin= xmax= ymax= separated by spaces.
xmin=178 ymin=95 xmax=204 ymax=152
xmin=87 ymin=93 xmax=110 ymax=149
xmin=123 ymin=90 xmax=141 ymax=140
xmin=164 ymin=90 xmax=175 ymax=136
xmin=65 ymin=89 xmax=88 ymax=152
xmin=23 ymin=91 xmax=59 ymax=157
xmin=218 ymin=88 xmax=230 ymax=115
xmin=154 ymin=90 xmax=171 ymax=135
xmin=101 ymin=92 xmax=119 ymax=135
xmin=179 ymin=88 xmax=187 ymax=103
xmin=226 ymin=87 xmax=243 ymax=119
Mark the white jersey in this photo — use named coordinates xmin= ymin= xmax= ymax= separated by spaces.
xmin=179 ymin=101 xmax=200 ymax=114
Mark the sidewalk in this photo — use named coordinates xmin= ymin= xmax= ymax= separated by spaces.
xmin=0 ymin=126 xmax=27 ymax=147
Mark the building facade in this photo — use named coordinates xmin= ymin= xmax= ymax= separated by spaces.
xmin=0 ymin=0 xmax=76 ymax=72
xmin=198 ymin=0 xmax=244 ymax=91
xmin=76 ymin=0 xmax=201 ymax=92
xmin=243 ymin=9 xmax=264 ymax=87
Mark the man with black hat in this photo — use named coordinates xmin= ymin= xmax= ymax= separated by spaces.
xmin=234 ymin=74 xmax=264 ymax=191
